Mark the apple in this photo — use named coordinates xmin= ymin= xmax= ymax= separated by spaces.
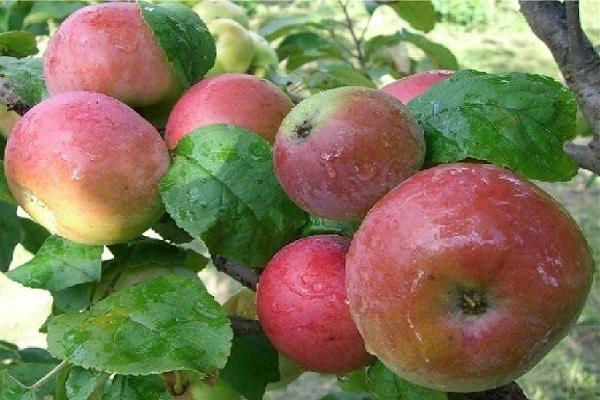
xmin=193 ymin=0 xmax=249 ymax=29
xmin=248 ymin=32 xmax=278 ymax=77
xmin=381 ymin=70 xmax=454 ymax=104
xmin=346 ymin=163 xmax=594 ymax=392
xmin=165 ymin=73 xmax=293 ymax=148
xmin=0 ymin=105 xmax=20 ymax=139
xmin=44 ymin=3 xmax=183 ymax=108
xmin=206 ymin=19 xmax=254 ymax=76
xmin=4 ymin=92 xmax=169 ymax=245
xmin=273 ymin=86 xmax=425 ymax=220
xmin=257 ymin=235 xmax=374 ymax=374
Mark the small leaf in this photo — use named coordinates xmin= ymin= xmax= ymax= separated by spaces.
xmin=301 ymin=216 xmax=359 ymax=239
xmin=277 ymin=31 xmax=345 ymax=71
xmin=47 ymin=275 xmax=232 ymax=375
xmin=323 ymin=64 xmax=376 ymax=88
xmin=140 ymin=1 xmax=215 ymax=88
xmin=0 ymin=370 xmax=30 ymax=400
xmin=0 ymin=31 xmax=37 ymax=57
xmin=1 ymin=162 xmax=15 ymax=204
xmin=52 ymin=283 xmax=94 ymax=313
xmin=220 ymin=332 xmax=280 ymax=400
xmin=367 ymin=360 xmax=447 ymax=400
xmin=7 ymin=235 xmax=102 ymax=292
xmin=23 ymin=1 xmax=87 ymax=27
xmin=152 ymin=214 xmax=193 ymax=244
xmin=66 ymin=367 xmax=108 ymax=400
xmin=102 ymin=375 xmax=171 ymax=400
xmin=408 ymin=70 xmax=578 ymax=181
xmin=18 ymin=218 xmax=50 ymax=254
xmin=160 ymin=125 xmax=308 ymax=268
xmin=386 ymin=1 xmax=436 ymax=32
xmin=0 ymin=56 xmax=47 ymax=105
xmin=259 ymin=15 xmax=326 ymax=41
xmin=0 ymin=201 xmax=21 ymax=272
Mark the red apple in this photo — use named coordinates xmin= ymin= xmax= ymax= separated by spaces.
xmin=346 ymin=163 xmax=594 ymax=392
xmin=165 ymin=73 xmax=293 ymax=149
xmin=257 ymin=235 xmax=373 ymax=374
xmin=44 ymin=3 xmax=183 ymax=108
xmin=382 ymin=70 xmax=454 ymax=104
xmin=4 ymin=92 xmax=170 ymax=245
xmin=274 ymin=86 xmax=425 ymax=221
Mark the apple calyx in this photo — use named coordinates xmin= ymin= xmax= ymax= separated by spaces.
xmin=458 ymin=287 xmax=488 ymax=316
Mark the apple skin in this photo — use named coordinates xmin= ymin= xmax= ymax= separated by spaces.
xmin=274 ymin=86 xmax=425 ymax=221
xmin=346 ymin=163 xmax=594 ymax=392
xmin=4 ymin=92 xmax=169 ymax=245
xmin=165 ymin=73 xmax=293 ymax=149
xmin=257 ymin=235 xmax=374 ymax=374
xmin=381 ymin=70 xmax=454 ymax=104
xmin=193 ymin=0 xmax=249 ymax=28
xmin=206 ymin=19 xmax=254 ymax=76
xmin=44 ymin=3 xmax=183 ymax=108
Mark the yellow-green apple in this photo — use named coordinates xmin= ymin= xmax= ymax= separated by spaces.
xmin=4 ymin=92 xmax=169 ymax=245
xmin=257 ymin=235 xmax=374 ymax=374
xmin=273 ymin=86 xmax=425 ymax=220
xmin=346 ymin=163 xmax=594 ymax=392
xmin=0 ymin=105 xmax=20 ymax=138
xmin=44 ymin=3 xmax=183 ymax=108
xmin=193 ymin=0 xmax=249 ymax=28
xmin=248 ymin=32 xmax=278 ymax=77
xmin=206 ymin=19 xmax=254 ymax=76
xmin=165 ymin=73 xmax=293 ymax=148
xmin=381 ymin=70 xmax=454 ymax=104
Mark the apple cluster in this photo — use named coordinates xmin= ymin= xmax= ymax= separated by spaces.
xmin=3 ymin=0 xmax=594 ymax=396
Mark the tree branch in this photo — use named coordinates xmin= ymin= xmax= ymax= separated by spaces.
xmin=211 ymin=255 xmax=259 ymax=291
xmin=337 ymin=0 xmax=368 ymax=74
xmin=229 ymin=316 xmax=263 ymax=335
xmin=519 ymin=0 xmax=600 ymax=175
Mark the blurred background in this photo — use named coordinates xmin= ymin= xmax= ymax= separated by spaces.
xmin=0 ymin=1 xmax=598 ymax=399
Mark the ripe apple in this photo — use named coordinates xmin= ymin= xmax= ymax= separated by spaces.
xmin=346 ymin=163 xmax=594 ymax=392
xmin=193 ymin=0 xmax=249 ymax=28
xmin=257 ymin=235 xmax=373 ymax=374
xmin=274 ymin=86 xmax=425 ymax=220
xmin=44 ymin=3 xmax=183 ymax=108
xmin=248 ymin=32 xmax=278 ymax=77
xmin=381 ymin=70 xmax=454 ymax=104
xmin=165 ymin=73 xmax=293 ymax=148
xmin=206 ymin=19 xmax=254 ymax=76
xmin=4 ymin=92 xmax=169 ymax=245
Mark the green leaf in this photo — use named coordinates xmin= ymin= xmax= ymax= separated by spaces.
xmin=0 ymin=56 xmax=47 ymax=105
xmin=7 ymin=235 xmax=102 ymax=292
xmin=364 ymin=30 xmax=458 ymax=70
xmin=23 ymin=1 xmax=87 ymax=27
xmin=66 ymin=367 xmax=108 ymax=400
xmin=102 ymin=375 xmax=171 ymax=400
xmin=408 ymin=70 xmax=578 ymax=182
xmin=47 ymin=275 xmax=232 ymax=375
xmin=0 ymin=370 xmax=31 ymax=400
xmin=259 ymin=15 xmax=326 ymax=41
xmin=367 ymin=360 xmax=447 ymax=400
xmin=1 ymin=162 xmax=15 ymax=204
xmin=320 ymin=393 xmax=370 ymax=400
xmin=0 ymin=201 xmax=20 ymax=272
xmin=220 ymin=332 xmax=280 ymax=400
xmin=2 ymin=2 xmax=33 ymax=32
xmin=322 ymin=64 xmax=376 ymax=88
xmin=140 ymin=1 xmax=215 ymax=88
xmin=0 ymin=340 xmax=19 ymax=361
xmin=18 ymin=218 xmax=50 ymax=254
xmin=301 ymin=216 xmax=359 ymax=239
xmin=160 ymin=125 xmax=308 ymax=268
xmin=52 ymin=283 xmax=94 ymax=313
xmin=8 ymin=362 xmax=58 ymax=397
xmin=386 ymin=1 xmax=436 ymax=32
xmin=277 ymin=31 xmax=344 ymax=71
xmin=338 ymin=370 xmax=369 ymax=392
xmin=0 ymin=31 xmax=36 ymax=57
xmin=152 ymin=214 xmax=193 ymax=244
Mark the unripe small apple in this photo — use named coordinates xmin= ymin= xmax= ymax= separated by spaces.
xmin=248 ymin=32 xmax=278 ymax=77
xmin=346 ymin=163 xmax=594 ymax=392
xmin=4 ymin=92 xmax=169 ymax=245
xmin=381 ymin=70 xmax=454 ymax=104
xmin=44 ymin=3 xmax=183 ymax=108
xmin=193 ymin=0 xmax=249 ymax=28
xmin=274 ymin=86 xmax=425 ymax=220
xmin=257 ymin=235 xmax=373 ymax=374
xmin=206 ymin=19 xmax=254 ymax=76
xmin=165 ymin=73 xmax=293 ymax=148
